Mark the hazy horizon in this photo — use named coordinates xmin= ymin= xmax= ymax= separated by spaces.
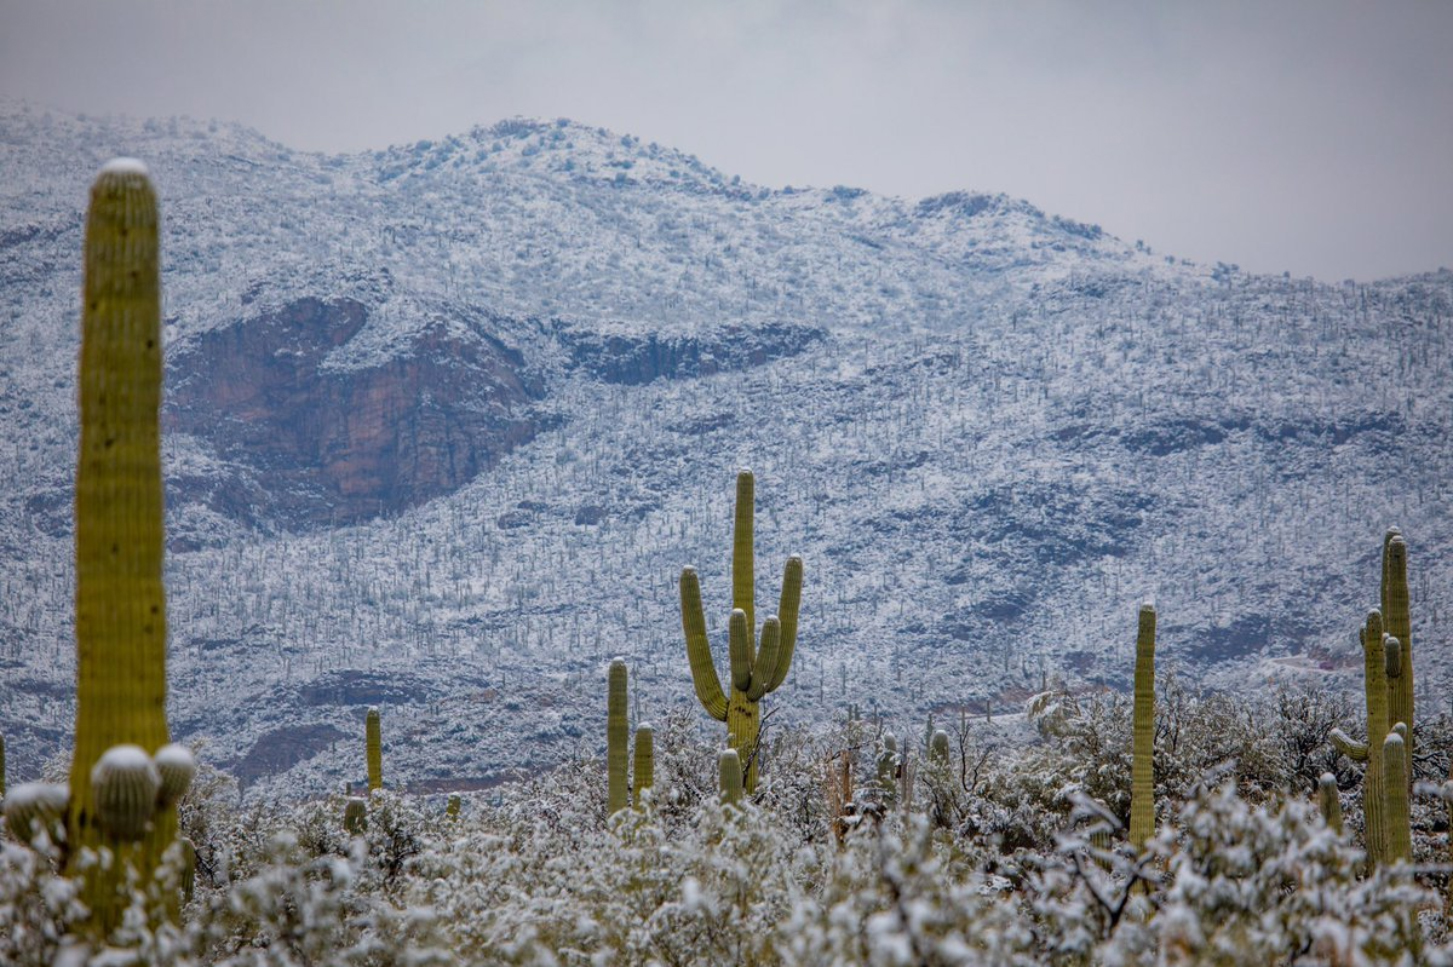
xmin=3 ymin=0 xmax=1451 ymax=283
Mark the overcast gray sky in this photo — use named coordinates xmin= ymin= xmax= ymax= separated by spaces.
xmin=4 ymin=0 xmax=1450 ymax=282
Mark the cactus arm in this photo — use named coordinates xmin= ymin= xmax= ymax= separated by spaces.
xmin=680 ymin=567 xmax=727 ymax=721
xmin=728 ymin=608 xmax=753 ymax=692
xmin=732 ymin=470 xmax=755 ymax=643
xmin=1329 ymin=729 xmax=1370 ymax=762
xmin=747 ymin=617 xmax=781 ymax=701
xmin=1129 ymin=604 xmax=1156 ymax=849
xmin=1385 ymin=536 xmax=1412 ymax=767
xmin=1384 ymin=732 xmax=1411 ymax=863
xmin=764 ymin=556 xmax=803 ymax=692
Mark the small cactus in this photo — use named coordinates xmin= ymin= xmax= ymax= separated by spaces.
xmin=877 ymin=733 xmax=899 ymax=806
xmin=720 ymin=749 xmax=743 ymax=806
xmin=366 ymin=707 xmax=382 ymax=792
xmin=1317 ymin=773 xmax=1343 ymax=835
xmin=607 ymin=659 xmax=629 ymax=814
xmin=344 ymin=797 xmax=367 ymax=835
xmin=446 ymin=794 xmax=461 ymax=820
xmin=929 ymin=729 xmax=951 ymax=768
xmin=1129 ymin=604 xmax=1156 ymax=849
xmin=91 ymin=745 xmax=161 ymax=842
xmin=633 ymin=725 xmax=655 ymax=810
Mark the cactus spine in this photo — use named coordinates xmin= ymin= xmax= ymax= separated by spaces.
xmin=681 ymin=470 xmax=803 ymax=792
xmin=633 ymin=725 xmax=654 ymax=809
xmin=66 ymin=160 xmax=179 ymax=935
xmin=719 ymin=748 xmax=743 ymax=806
xmin=366 ymin=707 xmax=382 ymax=792
xmin=1129 ymin=604 xmax=1156 ymax=849
xmin=607 ymin=659 xmax=629 ymax=814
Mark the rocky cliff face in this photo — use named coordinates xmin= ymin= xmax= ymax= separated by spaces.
xmin=166 ymin=297 xmax=547 ymax=529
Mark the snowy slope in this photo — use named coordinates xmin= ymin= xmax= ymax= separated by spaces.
xmin=2 ymin=101 xmax=1451 ymax=799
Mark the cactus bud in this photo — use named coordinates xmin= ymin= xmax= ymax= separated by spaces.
xmin=5 ymin=781 xmax=69 ymax=847
xmin=91 ymin=745 xmax=160 ymax=841
xmin=154 ymin=743 xmax=196 ymax=808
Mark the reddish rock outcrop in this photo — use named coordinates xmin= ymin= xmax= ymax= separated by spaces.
xmin=166 ymin=297 xmax=544 ymax=528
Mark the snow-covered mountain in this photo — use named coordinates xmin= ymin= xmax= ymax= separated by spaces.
xmin=3 ymin=100 xmax=1451 ymax=799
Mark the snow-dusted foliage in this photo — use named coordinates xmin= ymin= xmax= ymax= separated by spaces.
xmin=3 ymin=685 xmax=1453 ymax=964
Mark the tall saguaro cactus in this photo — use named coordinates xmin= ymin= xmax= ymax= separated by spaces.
xmin=607 ymin=659 xmax=630 ymax=814
xmin=1129 ymin=604 xmax=1156 ymax=850
xmin=366 ymin=707 xmax=383 ymax=792
xmin=66 ymin=160 xmax=178 ymax=936
xmin=680 ymin=470 xmax=803 ymax=792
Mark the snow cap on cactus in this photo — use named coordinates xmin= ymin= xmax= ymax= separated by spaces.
xmin=4 ymin=781 xmax=69 ymax=846
xmin=99 ymin=157 xmax=150 ymax=177
xmin=91 ymin=745 xmax=160 ymax=841
xmin=154 ymin=743 xmax=196 ymax=807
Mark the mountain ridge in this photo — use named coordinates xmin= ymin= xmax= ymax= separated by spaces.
xmin=1 ymin=102 xmax=1451 ymax=801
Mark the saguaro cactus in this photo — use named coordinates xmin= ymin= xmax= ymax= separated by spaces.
xmin=1129 ymin=604 xmax=1156 ymax=850
xmin=633 ymin=725 xmax=654 ymax=809
xmin=1384 ymin=534 xmax=1412 ymax=772
xmin=366 ymin=707 xmax=382 ymax=792
xmin=681 ymin=470 xmax=803 ymax=792
xmin=1318 ymin=773 xmax=1343 ymax=835
xmin=1384 ymin=732 xmax=1411 ymax=863
xmin=877 ymin=733 xmax=899 ymax=806
xmin=607 ymin=659 xmax=630 ymax=814
xmin=719 ymin=749 xmax=743 ymax=806
xmin=66 ymin=160 xmax=179 ymax=935
xmin=1330 ymin=610 xmax=1390 ymax=867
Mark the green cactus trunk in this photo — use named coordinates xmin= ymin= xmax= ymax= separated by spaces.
xmin=66 ymin=161 xmax=178 ymax=938
xmin=680 ymin=471 xmax=802 ymax=793
xmin=607 ymin=659 xmax=629 ymax=814
xmin=366 ymin=707 xmax=383 ymax=792
xmin=1384 ymin=535 xmax=1412 ymax=774
xmin=633 ymin=725 xmax=654 ymax=809
xmin=1129 ymin=604 xmax=1156 ymax=850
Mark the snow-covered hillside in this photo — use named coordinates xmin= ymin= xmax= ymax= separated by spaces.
xmin=2 ymin=100 xmax=1451 ymax=799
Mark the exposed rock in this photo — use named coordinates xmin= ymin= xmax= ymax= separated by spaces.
xmin=555 ymin=321 xmax=824 ymax=385
xmin=166 ymin=297 xmax=546 ymax=528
